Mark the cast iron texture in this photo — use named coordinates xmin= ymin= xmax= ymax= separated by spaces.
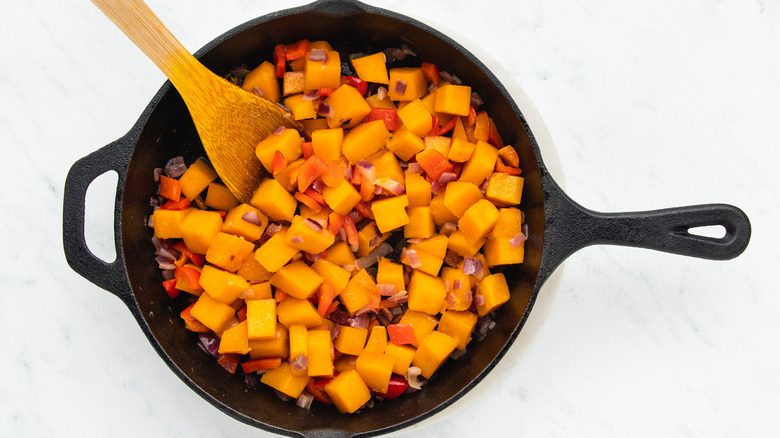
xmin=63 ymin=0 xmax=751 ymax=437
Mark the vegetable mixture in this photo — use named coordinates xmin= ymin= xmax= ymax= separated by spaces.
xmin=149 ymin=39 xmax=527 ymax=414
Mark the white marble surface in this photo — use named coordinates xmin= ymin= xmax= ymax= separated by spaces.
xmin=2 ymin=0 xmax=779 ymax=436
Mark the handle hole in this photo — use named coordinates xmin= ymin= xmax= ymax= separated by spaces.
xmin=85 ymin=170 xmax=118 ymax=263
xmin=687 ymin=224 xmax=727 ymax=239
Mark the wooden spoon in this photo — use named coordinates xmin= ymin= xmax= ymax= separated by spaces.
xmin=91 ymin=0 xmax=305 ymax=203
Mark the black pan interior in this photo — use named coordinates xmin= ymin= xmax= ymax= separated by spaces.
xmin=119 ymin=1 xmax=547 ymax=436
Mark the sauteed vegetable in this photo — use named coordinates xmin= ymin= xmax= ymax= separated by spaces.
xmin=148 ymin=39 xmax=526 ymax=413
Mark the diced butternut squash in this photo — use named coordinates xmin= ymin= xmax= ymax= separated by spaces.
xmin=255 ymin=128 xmax=303 ymax=174
xmin=387 ymin=126 xmax=425 ymax=162
xmin=152 ymin=208 xmax=191 ymax=239
xmin=364 ymin=325 xmax=388 ymax=354
xmin=307 ymin=329 xmax=334 ymax=377
xmin=404 ymin=170 xmax=431 ymax=208
xmin=277 ymin=297 xmax=323 ymax=328
xmin=370 ymin=195 xmax=409 ymax=233
xmin=350 ymin=52 xmax=389 ymax=84
xmin=437 ymin=310 xmax=478 ymax=350
xmin=270 ymin=260 xmax=324 ymax=300
xmin=410 ymin=234 xmax=448 ymax=259
xmin=288 ymin=324 xmax=309 ymax=376
xmin=334 ymin=355 xmax=358 ymax=373
xmin=388 ymin=68 xmax=427 ymax=101
xmin=458 ymin=199 xmax=500 ymax=244
xmin=385 ymin=343 xmax=417 ymax=375
xmin=282 ymin=71 xmax=305 ymax=97
xmin=357 ymin=221 xmax=391 ymax=258
xmin=237 ymin=251 xmax=273 ymax=283
xmin=401 ymin=246 xmax=443 ymax=276
xmin=311 ymin=128 xmax=344 ymax=161
xmin=404 ymin=206 xmax=435 ymax=239
xmin=324 ymin=84 xmax=372 ymax=129
xmin=179 ymin=209 xmax=223 ymax=255
xmin=286 ymin=215 xmax=335 ymax=254
xmin=447 ymin=230 xmax=485 ymax=257
xmin=250 ymin=178 xmax=297 ymax=222
xmin=325 ymin=369 xmax=371 ymax=413
xmin=340 ymin=269 xmax=378 ymax=314
xmin=274 ymin=158 xmax=305 ymax=192
xmin=459 ymin=140 xmax=498 ymax=185
xmin=448 ymin=138 xmax=476 ymax=163
xmin=322 ymin=178 xmax=362 ymax=216
xmin=305 ymin=49 xmax=341 ymax=91
xmin=492 ymin=207 xmax=525 ymax=238
xmin=412 ymin=331 xmax=458 ymax=378
xmin=334 ymin=325 xmax=368 ymax=356
xmin=397 ymin=310 xmax=439 ymax=348
xmin=376 ymin=258 xmax=405 ymax=294
xmin=190 ymin=292 xmax=236 ymax=333
xmin=311 ymin=259 xmax=351 ymax=294
xmin=199 ymin=265 xmax=249 ymax=304
xmin=483 ymin=236 xmax=525 ymax=267
xmin=179 ymin=160 xmax=218 ymax=198
xmin=369 ymin=150 xmax=405 ymax=187
xmin=242 ymin=61 xmax=280 ymax=103
xmin=254 ymin=228 xmax=301 ymax=272
xmin=429 ymin=189 xmax=459 ymax=226
xmin=204 ymin=182 xmax=239 ymax=211
xmin=246 ymin=298 xmax=277 ymax=340
xmin=485 ymin=173 xmax=524 ymax=207
xmin=356 ymin=351 xmax=394 ymax=393
xmin=244 ymin=281 xmax=273 ymax=300
xmin=407 ymin=270 xmax=447 ymax=315
xmin=342 ymin=119 xmax=390 ymax=164
xmin=434 ymin=84 xmax=472 ymax=116
xmin=441 ymin=267 xmax=473 ymax=311
xmin=218 ymin=321 xmax=251 ymax=355
xmin=397 ymin=98 xmax=432 ymax=137
xmin=284 ymin=93 xmax=317 ymax=120
xmin=443 ymin=181 xmax=484 ymax=217
xmin=261 ymin=362 xmax=310 ymax=398
xmin=205 ymin=232 xmax=255 ymax=272
xmin=222 ymin=204 xmax=268 ymax=242
xmin=249 ymin=324 xmax=289 ymax=359
xmin=476 ymin=273 xmax=511 ymax=316
xmin=325 ymin=241 xmax=357 ymax=267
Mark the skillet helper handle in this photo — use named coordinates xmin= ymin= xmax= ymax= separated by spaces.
xmin=63 ymin=134 xmax=133 ymax=304
xmin=541 ymin=177 xmax=751 ymax=275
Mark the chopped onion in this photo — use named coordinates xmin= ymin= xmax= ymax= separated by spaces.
xmin=337 ymin=227 xmax=347 ymax=243
xmin=401 ymin=44 xmax=417 ymax=57
xmin=440 ymin=222 xmax=457 ymax=236
xmin=317 ymin=102 xmax=334 ymax=118
xmin=510 ymin=232 xmax=527 ymax=248
xmin=437 ymin=172 xmax=458 ymax=185
xmin=356 ymin=160 xmax=377 ymax=182
xmin=430 ymin=182 xmax=443 ymax=194
xmin=446 ymin=292 xmax=458 ymax=308
xmin=308 ymin=48 xmax=327 ymax=62
xmin=450 ymin=348 xmax=468 ymax=360
xmin=354 ymin=242 xmax=393 ymax=271
xmin=387 ymin=290 xmax=408 ymax=304
xmin=289 ymin=235 xmax=304 ymax=244
xmin=407 ymin=162 xmax=423 ymax=174
xmin=377 ymin=86 xmax=387 ymax=101
xmin=198 ymin=333 xmax=220 ymax=357
xmin=376 ymin=308 xmax=393 ymax=325
xmin=301 ymin=91 xmax=319 ymax=101
xmin=377 ymin=283 xmax=397 ymax=296
xmin=475 ymin=315 xmax=496 ymax=341
xmin=347 ymin=313 xmax=370 ymax=329
xmin=375 ymin=177 xmax=405 ymax=195
xmin=462 ymin=257 xmax=477 ymax=275
xmin=290 ymin=353 xmax=309 ymax=373
xmin=391 ymin=48 xmax=406 ymax=61
xmin=407 ymin=366 xmax=423 ymax=390
xmin=311 ymin=178 xmax=325 ymax=193
xmin=252 ymin=86 xmax=264 ymax=97
xmin=273 ymin=126 xmax=286 ymax=135
xmin=470 ymin=92 xmax=484 ymax=109
xmin=405 ymin=249 xmax=422 ymax=269
xmin=231 ymin=66 xmax=250 ymax=78
xmin=305 ymin=218 xmax=324 ymax=231
xmin=444 ymin=249 xmax=461 ymax=268
xmin=164 ymin=156 xmax=187 ymax=178
xmin=296 ymin=391 xmax=314 ymax=410
xmin=474 ymin=258 xmax=484 ymax=278
xmin=158 ymin=261 xmax=177 ymax=270
xmin=474 ymin=294 xmax=486 ymax=307
xmin=452 ymin=279 xmax=462 ymax=290
xmin=355 ymin=305 xmax=373 ymax=317
xmin=153 ymin=167 xmax=163 ymax=182
xmin=242 ymin=210 xmax=262 ymax=225
xmin=330 ymin=309 xmax=350 ymax=325
xmin=393 ymin=79 xmax=407 ymax=95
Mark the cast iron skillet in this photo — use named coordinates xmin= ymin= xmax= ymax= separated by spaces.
xmin=62 ymin=0 xmax=751 ymax=436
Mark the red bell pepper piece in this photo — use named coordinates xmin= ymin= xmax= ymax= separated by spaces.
xmin=316 ymin=283 xmax=336 ymax=318
xmin=430 ymin=116 xmax=457 ymax=136
xmin=272 ymin=150 xmax=287 ymax=176
xmin=317 ymin=87 xmax=337 ymax=97
xmin=327 ymin=211 xmax=346 ymax=235
xmin=363 ymin=108 xmax=399 ymax=131
xmin=158 ymin=175 xmax=181 ymax=201
xmin=421 ymin=62 xmax=441 ymax=85
xmin=241 ymin=357 xmax=283 ymax=374
xmin=306 ymin=377 xmax=334 ymax=404
xmin=304 ymin=188 xmax=326 ymax=206
xmin=160 ymin=197 xmax=191 ymax=211
xmin=273 ymin=44 xmax=286 ymax=78
xmin=342 ymin=75 xmax=368 ymax=96
xmin=173 ymin=241 xmax=206 ymax=267
xmin=343 ymin=215 xmax=359 ymax=252
xmin=488 ymin=116 xmax=504 ymax=147
xmin=297 ymin=155 xmax=329 ymax=193
xmin=496 ymin=146 xmax=520 ymax=167
xmin=284 ymin=39 xmax=311 ymax=61
xmin=302 ymin=141 xmax=315 ymax=160
xmin=495 ymin=159 xmax=523 ymax=175
xmin=375 ymin=376 xmax=410 ymax=400
xmin=387 ymin=323 xmax=417 ymax=345
xmin=467 ymin=105 xmax=478 ymax=126
xmin=354 ymin=201 xmax=373 ymax=219
xmin=180 ymin=303 xmax=210 ymax=333
xmin=162 ymin=278 xmax=179 ymax=299
xmin=294 ymin=191 xmax=323 ymax=213
xmin=415 ymin=149 xmax=454 ymax=182
xmin=174 ymin=265 xmax=202 ymax=290
xmin=217 ymin=353 xmax=241 ymax=374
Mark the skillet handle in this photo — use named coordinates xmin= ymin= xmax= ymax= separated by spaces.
xmin=63 ymin=133 xmax=134 ymax=304
xmin=539 ymin=175 xmax=751 ymax=277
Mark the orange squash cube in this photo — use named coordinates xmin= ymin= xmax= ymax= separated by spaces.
xmin=385 ymin=343 xmax=417 ymax=375
xmin=447 ymin=230 xmax=485 ymax=257
xmin=237 ymin=251 xmax=273 ymax=283
xmin=340 ymin=269 xmax=378 ymax=314
xmin=448 ymin=138 xmax=476 ymax=163
xmin=282 ymin=71 xmax=305 ymax=97
xmin=222 ymin=204 xmax=268 ymax=242
xmin=246 ymin=298 xmax=277 ymax=340
xmin=364 ymin=326 xmax=388 ymax=354
xmin=342 ymin=119 xmax=391 ymax=164
xmin=260 ymin=362 xmax=310 ymax=398
xmin=242 ymin=61 xmax=280 ymax=103
xmin=387 ymin=126 xmax=425 ymax=162
xmin=476 ymin=273 xmax=511 ymax=316
xmin=307 ymin=329 xmax=335 ymax=377
xmin=397 ymin=309 xmax=439 ymax=348
xmin=250 ymin=178 xmax=297 ymax=222
xmin=305 ymin=49 xmax=342 ymax=91
xmin=429 ymin=189 xmax=459 ymax=227
xmin=483 ymin=236 xmax=525 ymax=267
xmin=404 ymin=206 xmax=435 ymax=239
xmin=178 ymin=158 xmax=218 ymax=201
xmin=441 ymin=267 xmax=473 ymax=311
xmin=407 ymin=270 xmax=447 ymax=315
xmin=324 ymin=84 xmax=371 ymax=129
xmin=458 ymin=199 xmax=500 ymax=244
xmin=270 ymin=260 xmax=324 ymax=300
xmin=218 ymin=320 xmax=251 ymax=355
xmin=356 ymin=351 xmax=394 ymax=393
xmin=388 ymin=67 xmax=427 ymax=101
xmin=284 ymin=93 xmax=317 ymax=120
xmin=400 ymin=246 xmax=443 ymax=276
xmin=205 ymin=232 xmax=255 ymax=272
xmin=254 ymin=128 xmax=303 ymax=173
xmin=437 ymin=310 xmax=478 ymax=350
xmin=412 ymin=331 xmax=458 ymax=378
xmin=204 ymin=182 xmax=239 ymax=211
xmin=459 ymin=140 xmax=498 ymax=185
xmin=370 ymin=195 xmax=410 ymax=233
xmin=325 ymin=241 xmax=357 ymax=267
xmin=423 ymin=135 xmax=452 ymax=157
xmin=412 ymin=234 xmax=448 ymax=259
xmin=152 ymin=208 xmax=191 ymax=239
xmin=311 ymin=128 xmax=344 ymax=161
xmin=357 ymin=221 xmax=391 ymax=257
xmin=324 ymin=369 xmax=371 ymax=413
xmin=369 ymin=150 xmax=405 ymax=187
xmin=199 ymin=265 xmax=249 ymax=304
xmin=190 ymin=292 xmax=236 ymax=334
xmin=376 ymin=257 xmax=405 ymax=294
xmin=397 ymin=98 xmax=432 ymax=137
xmin=350 ymin=52 xmax=390 ymax=84
xmin=179 ymin=209 xmax=223 ymax=255
xmin=434 ymin=84 xmax=472 ymax=116
xmin=443 ymin=181 xmax=484 ymax=217
xmin=334 ymin=325 xmax=368 ymax=356
xmin=311 ymin=259 xmax=351 ymax=294
xmin=249 ymin=324 xmax=289 ymax=359
xmin=492 ymin=207 xmax=525 ymax=238
xmin=244 ymin=281 xmax=273 ymax=300
xmin=288 ymin=324 xmax=309 ymax=377
xmin=322 ymin=178 xmax=362 ymax=216
xmin=277 ymin=297 xmax=323 ymax=328
xmin=404 ymin=170 xmax=431 ymax=208
xmin=254 ymin=228 xmax=301 ymax=272
xmin=286 ymin=215 xmax=335 ymax=254
xmin=485 ymin=172 xmax=524 ymax=207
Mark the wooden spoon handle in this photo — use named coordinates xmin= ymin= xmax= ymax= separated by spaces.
xmin=90 ymin=0 xmax=198 ymax=82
